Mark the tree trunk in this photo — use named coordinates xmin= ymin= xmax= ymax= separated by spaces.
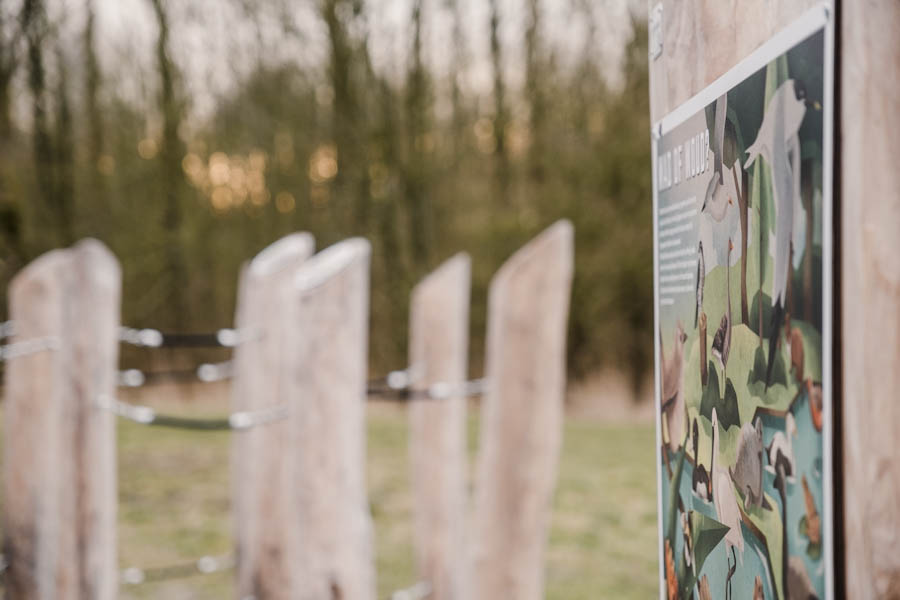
xmin=53 ymin=43 xmax=75 ymax=245
xmin=84 ymin=0 xmax=106 ymax=207
xmin=22 ymin=0 xmax=57 ymax=247
xmin=404 ymin=0 xmax=431 ymax=269
xmin=488 ymin=0 xmax=509 ymax=203
xmin=149 ymin=0 xmax=189 ymax=327
xmin=524 ymin=0 xmax=544 ymax=184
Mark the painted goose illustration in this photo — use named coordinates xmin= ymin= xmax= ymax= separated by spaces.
xmin=711 ymin=239 xmax=734 ymax=397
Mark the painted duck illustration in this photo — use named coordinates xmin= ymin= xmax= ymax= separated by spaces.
xmin=711 ymin=239 xmax=734 ymax=397
xmin=744 ymin=79 xmax=819 ymax=391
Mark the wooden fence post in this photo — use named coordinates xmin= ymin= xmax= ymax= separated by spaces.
xmin=408 ymin=253 xmax=471 ymax=600
xmin=470 ymin=220 xmax=574 ymax=600
xmin=4 ymin=239 xmax=120 ymax=599
xmin=231 ymin=232 xmax=315 ymax=600
xmin=840 ymin=2 xmax=900 ymax=596
xmin=290 ymin=238 xmax=375 ymax=600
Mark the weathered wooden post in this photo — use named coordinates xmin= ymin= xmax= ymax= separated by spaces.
xmin=4 ymin=239 xmax=120 ymax=599
xmin=840 ymin=2 xmax=900 ymax=596
xmin=408 ymin=253 xmax=471 ymax=600
xmin=232 ymin=232 xmax=315 ymax=599
xmin=290 ymin=238 xmax=375 ymax=600
xmin=470 ymin=220 xmax=574 ymax=600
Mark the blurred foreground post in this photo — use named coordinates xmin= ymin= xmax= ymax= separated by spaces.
xmin=840 ymin=2 xmax=900 ymax=596
xmin=290 ymin=239 xmax=375 ymax=600
xmin=408 ymin=254 xmax=471 ymax=600
xmin=471 ymin=221 xmax=574 ymax=600
xmin=232 ymin=233 xmax=315 ymax=599
xmin=4 ymin=239 xmax=120 ymax=599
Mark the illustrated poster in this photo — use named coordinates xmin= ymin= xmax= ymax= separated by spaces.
xmin=652 ymin=6 xmax=834 ymax=599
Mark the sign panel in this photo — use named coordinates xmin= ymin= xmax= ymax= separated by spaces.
xmin=652 ymin=5 xmax=834 ymax=599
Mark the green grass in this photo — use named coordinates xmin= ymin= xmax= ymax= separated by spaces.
xmin=107 ymin=401 xmax=660 ymax=598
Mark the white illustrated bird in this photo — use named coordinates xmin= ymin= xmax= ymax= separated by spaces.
xmin=744 ymin=79 xmax=819 ymax=390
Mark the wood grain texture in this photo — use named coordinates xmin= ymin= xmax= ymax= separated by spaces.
xmin=290 ymin=238 xmax=375 ymax=600
xmin=470 ymin=221 xmax=574 ymax=600
xmin=648 ymin=0 xmax=821 ymax=123
xmin=409 ymin=253 xmax=471 ymax=600
xmin=4 ymin=239 xmax=120 ymax=599
xmin=840 ymin=2 xmax=900 ymax=597
xmin=231 ymin=232 xmax=315 ymax=600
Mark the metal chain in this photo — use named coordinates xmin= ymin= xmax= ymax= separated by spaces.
xmin=95 ymin=395 xmax=288 ymax=431
xmin=118 ymin=361 xmax=234 ymax=388
xmin=119 ymin=327 xmax=260 ymax=348
xmin=368 ymin=375 xmax=489 ymax=401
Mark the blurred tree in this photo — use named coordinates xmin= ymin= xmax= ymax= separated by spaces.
xmin=0 ymin=0 xmax=655 ymax=391
xmin=53 ymin=39 xmax=74 ymax=244
xmin=22 ymin=0 xmax=59 ymax=247
xmin=322 ymin=0 xmax=370 ymax=233
xmin=488 ymin=0 xmax=509 ymax=205
xmin=83 ymin=0 xmax=106 ymax=209
xmin=148 ymin=0 xmax=189 ymax=327
xmin=403 ymin=0 xmax=432 ymax=270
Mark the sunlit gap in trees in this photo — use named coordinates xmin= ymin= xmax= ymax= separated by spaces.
xmin=174 ymin=135 xmax=339 ymax=215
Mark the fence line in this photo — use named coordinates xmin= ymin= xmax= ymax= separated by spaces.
xmin=1 ymin=223 xmax=574 ymax=598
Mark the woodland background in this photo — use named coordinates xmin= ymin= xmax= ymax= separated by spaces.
xmin=0 ymin=0 xmax=652 ymax=390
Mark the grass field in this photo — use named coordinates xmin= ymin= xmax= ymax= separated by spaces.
xmin=97 ymin=387 xmax=660 ymax=599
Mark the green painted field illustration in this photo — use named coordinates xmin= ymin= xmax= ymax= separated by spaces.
xmin=655 ymin=29 xmax=828 ymax=600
